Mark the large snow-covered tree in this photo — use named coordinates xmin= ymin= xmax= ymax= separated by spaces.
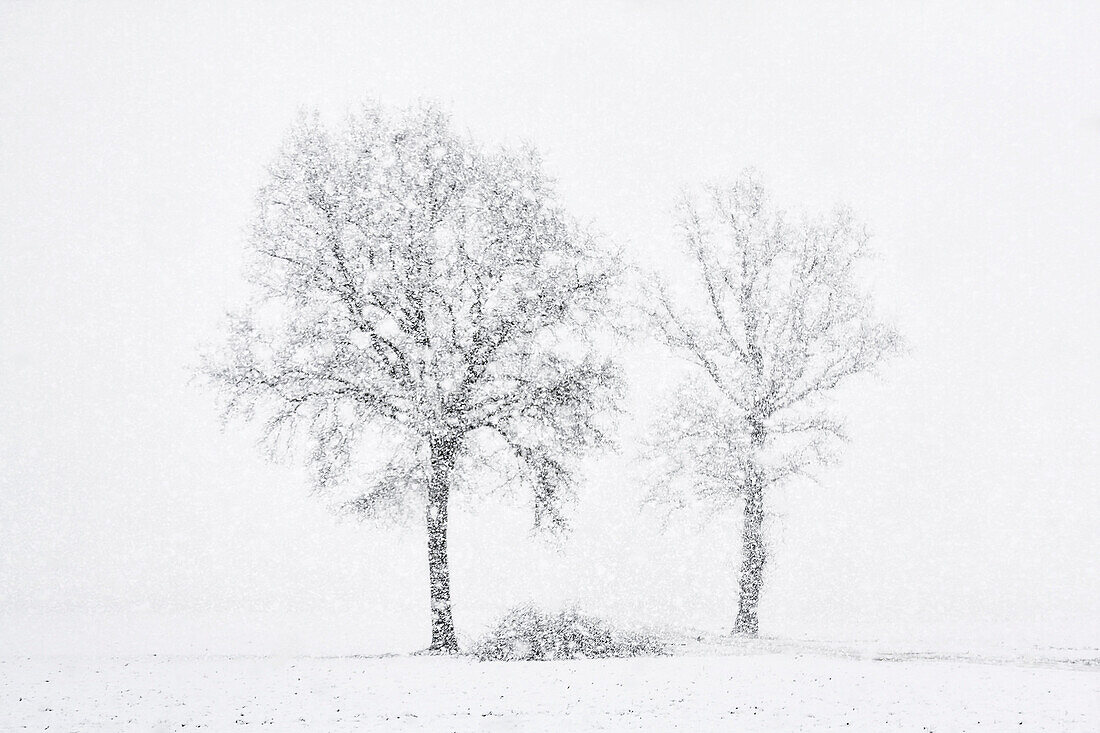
xmin=644 ymin=172 xmax=900 ymax=636
xmin=203 ymin=103 xmax=621 ymax=652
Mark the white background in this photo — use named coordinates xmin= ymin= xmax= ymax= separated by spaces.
xmin=2 ymin=1 xmax=1097 ymax=655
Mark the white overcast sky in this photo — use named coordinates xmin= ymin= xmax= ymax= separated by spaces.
xmin=1 ymin=1 xmax=1098 ymax=654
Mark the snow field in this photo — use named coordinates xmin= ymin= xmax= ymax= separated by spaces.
xmin=2 ymin=649 xmax=1096 ymax=731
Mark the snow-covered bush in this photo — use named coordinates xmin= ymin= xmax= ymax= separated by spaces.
xmin=473 ymin=605 xmax=667 ymax=661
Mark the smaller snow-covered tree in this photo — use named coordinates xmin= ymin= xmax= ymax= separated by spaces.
xmin=203 ymin=103 xmax=621 ymax=652
xmin=644 ymin=172 xmax=900 ymax=636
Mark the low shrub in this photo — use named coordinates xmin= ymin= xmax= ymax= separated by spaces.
xmin=472 ymin=604 xmax=667 ymax=661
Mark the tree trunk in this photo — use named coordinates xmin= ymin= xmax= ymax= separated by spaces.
xmin=733 ymin=478 xmax=766 ymax=635
xmin=735 ymin=415 xmax=767 ymax=636
xmin=426 ymin=437 xmax=458 ymax=653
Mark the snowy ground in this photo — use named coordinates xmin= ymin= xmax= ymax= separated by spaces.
xmin=2 ymin=640 xmax=1096 ymax=731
